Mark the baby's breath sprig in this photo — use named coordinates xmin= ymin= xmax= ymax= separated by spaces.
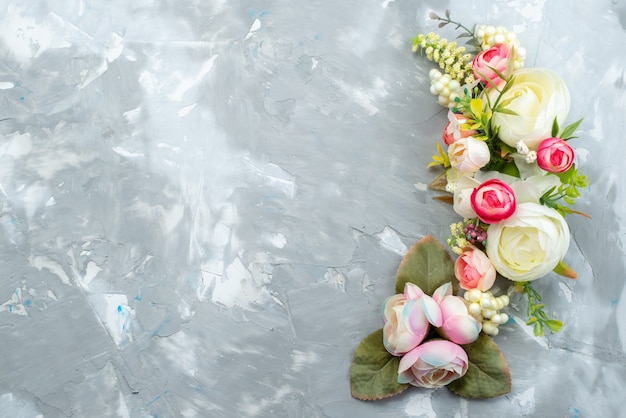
xmin=515 ymin=281 xmax=563 ymax=337
xmin=447 ymin=218 xmax=488 ymax=254
xmin=412 ymin=33 xmax=474 ymax=86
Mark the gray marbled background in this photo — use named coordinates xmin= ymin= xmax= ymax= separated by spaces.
xmin=1 ymin=0 xmax=625 ymax=417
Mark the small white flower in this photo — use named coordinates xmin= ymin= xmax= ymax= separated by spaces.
xmin=516 ymin=140 xmax=529 ymax=155
xmin=525 ymin=150 xmax=537 ymax=163
xmin=445 ymin=182 xmax=457 ymax=193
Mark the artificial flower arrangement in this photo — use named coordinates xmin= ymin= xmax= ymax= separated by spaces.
xmin=350 ymin=11 xmax=588 ymax=400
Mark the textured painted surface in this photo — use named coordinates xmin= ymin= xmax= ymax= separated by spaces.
xmin=0 ymin=1 xmax=625 ymax=416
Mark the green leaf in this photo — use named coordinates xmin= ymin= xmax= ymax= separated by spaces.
xmin=546 ymin=320 xmax=563 ymax=333
xmin=395 ymin=235 xmax=456 ymax=295
xmin=551 ymin=116 xmax=559 ymax=137
xmin=447 ymin=333 xmax=512 ymax=398
xmin=493 ymin=107 xmax=519 ymax=116
xmin=485 ymin=64 xmax=507 ymax=82
xmin=560 ymin=118 xmax=584 ymax=140
xmin=350 ymin=329 xmax=409 ymax=400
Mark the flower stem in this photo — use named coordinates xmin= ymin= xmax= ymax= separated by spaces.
xmin=430 ymin=10 xmax=475 ymax=38
xmin=515 ymin=281 xmax=562 ymax=336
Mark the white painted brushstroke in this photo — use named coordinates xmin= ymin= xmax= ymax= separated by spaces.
xmin=405 ymin=391 xmax=437 ymax=417
xmin=122 ymin=107 xmax=142 ymax=123
xmin=268 ymin=232 xmax=287 ymax=249
xmin=511 ymin=387 xmax=536 ymax=415
xmin=512 ymin=0 xmax=547 ymax=22
xmin=0 ymin=6 xmax=71 ymax=65
xmin=0 ymin=132 xmax=32 ymax=158
xmin=78 ymin=261 xmax=102 ymax=291
xmin=105 ymin=32 xmax=124 ymax=63
xmin=117 ymin=391 xmax=130 ymax=418
xmin=112 ymin=146 xmax=144 ymax=158
xmin=559 ymin=282 xmax=573 ymax=303
xmin=0 ymin=288 xmax=28 ymax=316
xmin=0 ymin=82 xmax=15 ymax=89
xmin=324 ymin=268 xmax=346 ymax=292
xmin=29 ymin=255 xmax=71 ymax=285
xmin=375 ymin=226 xmax=408 ymax=256
xmin=0 ymin=392 xmax=44 ymax=417
xmin=178 ymin=103 xmax=197 ymax=117
xmin=89 ymin=293 xmax=134 ymax=346
xmin=78 ymin=60 xmax=109 ymax=89
xmin=168 ymin=55 xmax=219 ymax=101
xmin=239 ymin=385 xmax=292 ymax=417
xmin=454 ymin=399 xmax=469 ymax=418
xmin=139 ymin=71 xmax=163 ymax=95
xmin=291 ymin=350 xmax=319 ymax=372
xmin=211 ymin=257 xmax=252 ymax=308
xmin=245 ymin=157 xmax=296 ymax=198
xmin=414 ymin=182 xmax=428 ymax=192
xmin=244 ymin=18 xmax=262 ymax=40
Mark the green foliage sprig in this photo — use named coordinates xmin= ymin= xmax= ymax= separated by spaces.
xmin=515 ymin=282 xmax=563 ymax=337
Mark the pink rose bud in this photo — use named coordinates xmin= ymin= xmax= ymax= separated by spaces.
xmin=398 ymin=339 xmax=469 ymax=388
xmin=454 ymin=246 xmax=496 ymax=291
xmin=536 ymin=137 xmax=575 ymax=173
xmin=470 ymin=179 xmax=517 ymax=224
xmin=472 ymin=43 xmax=511 ymax=87
xmin=382 ymin=283 xmax=441 ymax=356
xmin=442 ymin=111 xmax=478 ymax=145
xmin=431 ymin=283 xmax=481 ymax=345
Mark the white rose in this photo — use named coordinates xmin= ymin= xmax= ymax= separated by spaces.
xmin=453 ymin=175 xmax=480 ymax=218
xmin=510 ymin=174 xmax=561 ymax=204
xmin=485 ymin=202 xmax=570 ymax=281
xmin=488 ymin=68 xmax=570 ymax=150
xmin=448 ymin=137 xmax=490 ymax=173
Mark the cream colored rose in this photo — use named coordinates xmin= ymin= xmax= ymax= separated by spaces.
xmin=488 ymin=68 xmax=570 ymax=149
xmin=485 ymin=202 xmax=570 ymax=281
xmin=448 ymin=137 xmax=490 ymax=173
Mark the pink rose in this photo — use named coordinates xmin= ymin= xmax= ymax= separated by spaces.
xmin=432 ymin=283 xmax=481 ymax=345
xmin=472 ymin=43 xmax=511 ymax=87
xmin=442 ymin=111 xmax=478 ymax=145
xmin=398 ymin=339 xmax=469 ymax=388
xmin=382 ymin=283 xmax=442 ymax=356
xmin=471 ymin=179 xmax=516 ymax=224
xmin=454 ymin=246 xmax=496 ymax=291
xmin=448 ymin=137 xmax=490 ymax=173
xmin=536 ymin=137 xmax=575 ymax=173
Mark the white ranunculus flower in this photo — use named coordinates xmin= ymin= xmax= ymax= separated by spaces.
xmin=488 ymin=68 xmax=570 ymax=150
xmin=485 ymin=202 xmax=570 ymax=281
xmin=453 ymin=175 xmax=481 ymax=218
xmin=511 ymin=174 xmax=561 ymax=204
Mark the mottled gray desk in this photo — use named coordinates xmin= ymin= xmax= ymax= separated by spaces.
xmin=1 ymin=1 xmax=625 ymax=417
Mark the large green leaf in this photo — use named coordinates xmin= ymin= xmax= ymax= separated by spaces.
xmin=350 ymin=329 xmax=409 ymax=400
xmin=395 ymin=235 xmax=456 ymax=295
xmin=447 ymin=333 xmax=511 ymax=398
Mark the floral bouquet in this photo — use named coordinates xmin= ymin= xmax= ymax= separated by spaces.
xmin=350 ymin=11 xmax=588 ymax=400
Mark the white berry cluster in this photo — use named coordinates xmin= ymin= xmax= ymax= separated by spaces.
xmin=429 ymin=69 xmax=463 ymax=108
xmin=516 ymin=140 xmax=537 ymax=163
xmin=474 ymin=25 xmax=526 ymax=69
xmin=464 ymin=289 xmax=510 ymax=336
